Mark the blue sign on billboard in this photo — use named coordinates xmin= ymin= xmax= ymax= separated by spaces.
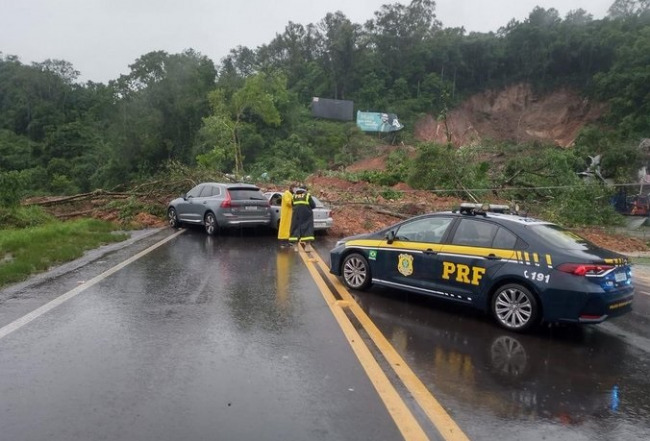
xmin=356 ymin=111 xmax=404 ymax=132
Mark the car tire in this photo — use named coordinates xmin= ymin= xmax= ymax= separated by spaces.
xmin=168 ymin=207 xmax=181 ymax=229
xmin=204 ymin=212 xmax=218 ymax=236
xmin=491 ymin=283 xmax=539 ymax=332
xmin=341 ymin=253 xmax=372 ymax=290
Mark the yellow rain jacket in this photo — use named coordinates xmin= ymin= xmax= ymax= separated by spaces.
xmin=277 ymin=190 xmax=293 ymax=240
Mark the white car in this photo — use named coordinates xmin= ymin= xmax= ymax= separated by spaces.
xmin=264 ymin=191 xmax=333 ymax=232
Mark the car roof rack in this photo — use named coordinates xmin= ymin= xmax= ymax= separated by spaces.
xmin=455 ymin=202 xmax=513 ymax=216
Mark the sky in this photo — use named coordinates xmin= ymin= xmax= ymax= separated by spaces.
xmin=0 ymin=0 xmax=614 ymax=84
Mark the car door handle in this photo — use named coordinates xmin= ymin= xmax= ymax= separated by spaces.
xmin=487 ymin=253 xmax=499 ymax=260
xmin=424 ymin=249 xmax=437 ymax=255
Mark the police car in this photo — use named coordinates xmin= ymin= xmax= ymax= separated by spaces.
xmin=329 ymin=203 xmax=634 ymax=332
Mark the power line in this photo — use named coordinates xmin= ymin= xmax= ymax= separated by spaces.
xmin=314 ymin=182 xmax=644 ymax=194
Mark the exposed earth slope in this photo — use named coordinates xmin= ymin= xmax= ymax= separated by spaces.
xmin=414 ymin=83 xmax=606 ymax=147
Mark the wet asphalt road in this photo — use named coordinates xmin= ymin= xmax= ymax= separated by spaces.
xmin=1 ymin=227 xmax=650 ymax=440
xmin=0 ymin=229 xmax=402 ymax=441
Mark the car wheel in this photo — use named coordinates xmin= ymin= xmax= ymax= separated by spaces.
xmin=168 ymin=207 xmax=181 ymax=229
xmin=341 ymin=253 xmax=372 ymax=290
xmin=204 ymin=212 xmax=218 ymax=236
xmin=491 ymin=283 xmax=539 ymax=332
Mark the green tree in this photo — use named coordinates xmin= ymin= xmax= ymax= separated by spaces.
xmin=0 ymin=170 xmax=25 ymax=206
xmin=594 ymin=25 xmax=650 ymax=137
xmin=103 ymin=49 xmax=216 ymax=185
xmin=608 ymin=0 xmax=650 ymax=18
xmin=501 ymin=8 xmax=562 ymax=85
xmin=317 ymin=12 xmax=362 ymax=100
xmin=0 ymin=130 xmax=33 ymax=171
xmin=198 ymin=72 xmax=289 ymax=175
xmin=257 ymin=22 xmax=322 ymax=102
xmin=367 ymin=0 xmax=441 ymax=86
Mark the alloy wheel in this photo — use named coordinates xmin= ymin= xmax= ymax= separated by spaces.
xmin=204 ymin=212 xmax=217 ymax=236
xmin=342 ymin=254 xmax=371 ymax=290
xmin=493 ymin=284 xmax=538 ymax=331
xmin=168 ymin=208 xmax=179 ymax=228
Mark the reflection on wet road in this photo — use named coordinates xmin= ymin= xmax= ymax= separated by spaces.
xmin=352 ymin=287 xmax=650 ymax=440
xmin=0 ymin=229 xmax=648 ymax=441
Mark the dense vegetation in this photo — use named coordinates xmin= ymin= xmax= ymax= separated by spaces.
xmin=1 ymin=0 xmax=649 ymax=226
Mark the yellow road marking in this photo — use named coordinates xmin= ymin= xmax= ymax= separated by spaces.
xmin=300 ymin=247 xmax=471 ymax=441
xmin=297 ymin=247 xmax=430 ymax=441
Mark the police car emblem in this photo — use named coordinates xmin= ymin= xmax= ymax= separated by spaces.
xmin=398 ymin=254 xmax=414 ymax=276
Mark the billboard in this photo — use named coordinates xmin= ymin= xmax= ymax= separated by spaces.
xmin=311 ymin=97 xmax=354 ymax=121
xmin=356 ymin=111 xmax=404 ymax=132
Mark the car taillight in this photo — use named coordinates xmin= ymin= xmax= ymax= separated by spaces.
xmin=220 ymin=192 xmax=232 ymax=208
xmin=556 ymin=263 xmax=615 ymax=276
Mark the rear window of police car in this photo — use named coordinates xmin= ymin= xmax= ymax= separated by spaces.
xmin=529 ymin=224 xmax=591 ymax=250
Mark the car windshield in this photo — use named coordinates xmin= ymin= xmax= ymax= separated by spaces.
xmin=529 ymin=224 xmax=592 ymax=250
xmin=394 ymin=217 xmax=453 ymax=243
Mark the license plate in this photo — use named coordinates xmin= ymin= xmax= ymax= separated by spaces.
xmin=244 ymin=206 xmax=257 ymax=211
xmin=615 ymin=272 xmax=627 ymax=282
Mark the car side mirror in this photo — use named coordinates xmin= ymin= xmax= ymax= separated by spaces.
xmin=386 ymin=230 xmax=396 ymax=244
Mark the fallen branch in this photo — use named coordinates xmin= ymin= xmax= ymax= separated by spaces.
xmin=456 ymin=180 xmax=478 ymax=203
xmin=53 ymin=210 xmax=95 ymax=218
xmin=501 ymin=169 xmax=524 ymax=187
xmin=24 ymin=190 xmax=144 ymax=207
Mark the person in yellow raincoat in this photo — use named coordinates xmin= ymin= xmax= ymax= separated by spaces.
xmin=278 ymin=184 xmax=295 ymax=247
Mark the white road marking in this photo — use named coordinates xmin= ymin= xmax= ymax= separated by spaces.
xmin=0 ymin=230 xmax=184 ymax=341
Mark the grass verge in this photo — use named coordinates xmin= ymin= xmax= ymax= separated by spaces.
xmin=0 ymin=218 xmax=129 ymax=289
xmin=630 ymin=256 xmax=650 ymax=267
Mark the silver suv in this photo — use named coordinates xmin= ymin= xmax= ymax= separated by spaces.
xmin=167 ymin=183 xmax=271 ymax=235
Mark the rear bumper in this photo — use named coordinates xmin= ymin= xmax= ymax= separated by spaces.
xmin=577 ymin=292 xmax=634 ymax=323
xmin=546 ymin=288 xmax=634 ymax=324
xmin=314 ymin=218 xmax=333 ymax=231
xmin=218 ymin=215 xmax=271 ymax=228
